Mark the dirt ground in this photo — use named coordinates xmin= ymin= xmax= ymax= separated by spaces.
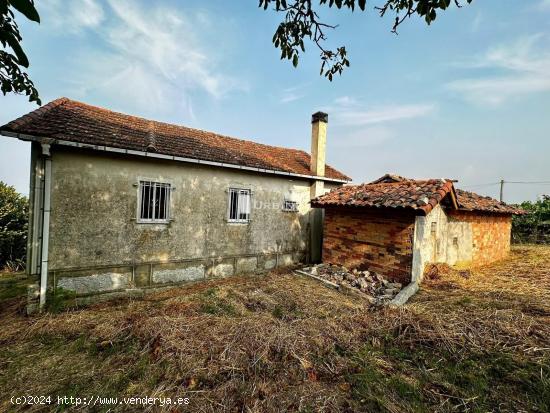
xmin=0 ymin=245 xmax=549 ymax=412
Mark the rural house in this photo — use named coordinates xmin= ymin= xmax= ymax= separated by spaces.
xmin=311 ymin=174 xmax=523 ymax=284
xmin=0 ymin=98 xmax=350 ymax=310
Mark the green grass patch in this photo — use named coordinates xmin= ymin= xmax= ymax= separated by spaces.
xmin=45 ymin=287 xmax=78 ymax=313
xmin=0 ymin=273 xmax=29 ymax=302
xmin=199 ymin=288 xmax=238 ymax=316
xmin=346 ymin=340 xmax=550 ymax=412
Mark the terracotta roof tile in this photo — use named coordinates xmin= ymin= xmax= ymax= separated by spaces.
xmin=312 ymin=174 xmax=523 ymax=215
xmin=1 ymin=98 xmax=350 ymax=181
xmin=454 ymin=189 xmax=524 ymax=215
xmin=311 ymin=179 xmax=455 ymax=215
xmin=369 ymin=175 xmax=524 ymax=215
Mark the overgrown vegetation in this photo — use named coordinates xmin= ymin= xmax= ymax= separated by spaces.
xmin=0 ymin=181 xmax=28 ymax=272
xmin=0 ymin=246 xmax=549 ymax=412
xmin=260 ymin=0 xmax=473 ymax=80
xmin=513 ymin=195 xmax=550 ymax=244
xmin=0 ymin=0 xmax=41 ymax=104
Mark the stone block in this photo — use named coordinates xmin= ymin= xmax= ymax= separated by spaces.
xmin=152 ymin=265 xmax=205 ymax=284
xmin=57 ymin=272 xmax=131 ymax=294
xmin=236 ymin=257 xmax=258 ymax=274
xmin=209 ymin=262 xmax=234 ymax=278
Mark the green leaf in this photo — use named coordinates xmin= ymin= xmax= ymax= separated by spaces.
xmin=292 ymin=54 xmax=298 ymax=67
xmin=0 ymin=0 xmax=8 ymax=15
xmin=9 ymin=0 xmax=40 ymax=23
xmin=5 ymin=34 xmax=29 ymax=67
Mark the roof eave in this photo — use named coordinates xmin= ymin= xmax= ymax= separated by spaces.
xmin=0 ymin=130 xmax=351 ymax=184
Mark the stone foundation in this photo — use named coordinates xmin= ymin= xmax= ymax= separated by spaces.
xmin=32 ymin=251 xmax=304 ymax=312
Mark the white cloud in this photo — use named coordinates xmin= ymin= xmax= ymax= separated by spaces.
xmin=279 ymin=91 xmax=304 ymax=104
xmin=331 ymin=126 xmax=396 ymax=148
xmin=470 ymin=12 xmax=483 ymax=33
xmin=334 ymin=103 xmax=435 ymax=126
xmin=42 ymin=0 xmax=104 ymax=33
xmin=43 ymin=0 xmax=244 ymax=118
xmin=323 ymin=98 xmax=435 ymax=150
xmin=333 ymin=96 xmax=359 ymax=107
xmin=447 ymin=34 xmax=550 ymax=105
xmin=278 ymin=84 xmax=310 ymax=104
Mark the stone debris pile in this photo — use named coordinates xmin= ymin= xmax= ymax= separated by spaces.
xmin=301 ymin=264 xmax=403 ymax=306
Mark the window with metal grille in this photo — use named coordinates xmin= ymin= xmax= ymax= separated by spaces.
xmin=138 ymin=181 xmax=171 ymax=222
xmin=228 ymin=188 xmax=251 ymax=223
xmin=282 ymin=200 xmax=298 ymax=212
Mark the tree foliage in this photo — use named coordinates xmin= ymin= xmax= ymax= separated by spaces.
xmin=512 ymin=195 xmax=550 ymax=244
xmin=259 ymin=0 xmax=473 ymax=80
xmin=0 ymin=0 xmax=41 ymax=104
xmin=0 ymin=181 xmax=28 ymax=271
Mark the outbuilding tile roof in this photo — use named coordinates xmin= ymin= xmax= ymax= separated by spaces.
xmin=312 ymin=174 xmax=524 ymax=215
xmin=454 ymin=189 xmax=524 ymax=214
xmin=311 ymin=179 xmax=456 ymax=215
xmin=1 ymin=98 xmax=350 ymax=182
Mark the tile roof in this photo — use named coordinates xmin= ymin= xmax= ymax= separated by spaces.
xmin=312 ymin=174 xmax=523 ymax=215
xmin=311 ymin=179 xmax=456 ymax=215
xmin=1 ymin=98 xmax=350 ymax=182
xmin=454 ymin=189 xmax=525 ymax=215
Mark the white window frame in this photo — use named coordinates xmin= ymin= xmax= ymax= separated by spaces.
xmin=227 ymin=188 xmax=251 ymax=223
xmin=282 ymin=199 xmax=298 ymax=212
xmin=137 ymin=180 xmax=172 ymax=224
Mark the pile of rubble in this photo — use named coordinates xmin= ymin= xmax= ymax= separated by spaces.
xmin=300 ymin=264 xmax=403 ymax=306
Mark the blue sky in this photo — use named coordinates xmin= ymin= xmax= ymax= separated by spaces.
xmin=1 ymin=0 xmax=549 ymax=203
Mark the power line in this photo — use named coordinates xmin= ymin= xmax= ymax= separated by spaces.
xmin=460 ymin=182 xmax=500 ymax=189
xmin=461 ymin=181 xmax=550 ymax=188
xmin=457 ymin=180 xmax=550 ymax=203
xmin=504 ymin=181 xmax=550 ymax=184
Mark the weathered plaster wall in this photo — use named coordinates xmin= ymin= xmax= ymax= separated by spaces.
xmin=47 ymin=147 xmax=332 ymax=295
xmin=412 ymin=204 xmax=479 ymax=281
xmin=411 ymin=204 xmax=450 ymax=282
xmin=322 ymin=208 xmax=416 ymax=284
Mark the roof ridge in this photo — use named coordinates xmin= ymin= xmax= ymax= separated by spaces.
xmin=3 ymin=97 xmax=70 ymax=131
xmin=53 ymin=97 xmax=312 ymax=157
xmin=1 ymin=97 xmax=351 ymax=182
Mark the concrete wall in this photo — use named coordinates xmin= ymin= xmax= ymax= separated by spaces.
xmin=322 ymin=208 xmax=416 ymax=284
xmin=45 ymin=147 xmax=336 ymax=296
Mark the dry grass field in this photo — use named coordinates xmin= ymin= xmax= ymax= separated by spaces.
xmin=0 ymin=245 xmax=549 ymax=412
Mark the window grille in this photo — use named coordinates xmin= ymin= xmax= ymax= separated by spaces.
xmin=282 ymin=200 xmax=298 ymax=212
xmin=228 ymin=188 xmax=251 ymax=223
xmin=138 ymin=181 xmax=171 ymax=222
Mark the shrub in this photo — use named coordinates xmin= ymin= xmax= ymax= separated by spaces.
xmin=512 ymin=195 xmax=550 ymax=244
xmin=0 ymin=181 xmax=28 ymax=271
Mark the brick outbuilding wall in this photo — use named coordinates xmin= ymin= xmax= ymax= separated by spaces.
xmin=448 ymin=211 xmax=512 ymax=266
xmin=322 ymin=208 xmax=416 ymax=284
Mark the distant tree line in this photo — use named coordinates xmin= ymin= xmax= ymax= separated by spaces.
xmin=0 ymin=181 xmax=28 ymax=271
xmin=512 ymin=196 xmax=550 ymax=244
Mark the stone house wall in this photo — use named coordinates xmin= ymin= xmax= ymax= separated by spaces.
xmin=37 ymin=146 xmax=339 ymax=297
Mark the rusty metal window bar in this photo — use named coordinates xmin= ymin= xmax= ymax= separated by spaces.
xmin=139 ymin=181 xmax=171 ymax=223
xmin=228 ymin=188 xmax=251 ymax=223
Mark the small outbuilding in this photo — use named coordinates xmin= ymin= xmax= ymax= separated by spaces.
xmin=311 ymin=174 xmax=523 ymax=284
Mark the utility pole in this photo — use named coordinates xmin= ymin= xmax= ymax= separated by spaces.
xmin=500 ymin=179 xmax=504 ymax=202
